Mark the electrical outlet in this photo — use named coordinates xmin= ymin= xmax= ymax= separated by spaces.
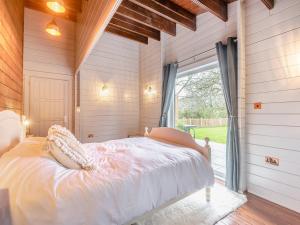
xmin=265 ymin=156 xmax=279 ymax=166
xmin=254 ymin=102 xmax=262 ymax=109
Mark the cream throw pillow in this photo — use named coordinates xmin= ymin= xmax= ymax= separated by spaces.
xmin=46 ymin=125 xmax=95 ymax=170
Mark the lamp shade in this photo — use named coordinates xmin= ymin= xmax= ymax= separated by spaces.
xmin=47 ymin=0 xmax=66 ymax=13
xmin=46 ymin=19 xmax=61 ymax=36
xmin=99 ymin=84 xmax=109 ymax=97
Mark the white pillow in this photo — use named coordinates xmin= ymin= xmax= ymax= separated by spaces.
xmin=46 ymin=125 xmax=95 ymax=170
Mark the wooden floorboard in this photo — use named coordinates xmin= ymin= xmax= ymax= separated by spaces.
xmin=216 ymin=191 xmax=300 ymax=225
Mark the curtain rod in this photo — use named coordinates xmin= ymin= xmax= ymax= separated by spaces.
xmin=175 ymin=38 xmax=237 ymax=65
xmin=176 ymin=47 xmax=215 ymax=65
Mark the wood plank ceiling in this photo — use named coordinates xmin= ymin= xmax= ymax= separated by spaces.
xmin=24 ymin=0 xmax=82 ymax=21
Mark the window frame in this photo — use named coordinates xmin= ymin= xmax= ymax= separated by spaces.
xmin=169 ymin=61 xmax=220 ymax=128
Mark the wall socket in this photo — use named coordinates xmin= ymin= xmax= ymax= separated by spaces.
xmin=265 ymin=156 xmax=279 ymax=166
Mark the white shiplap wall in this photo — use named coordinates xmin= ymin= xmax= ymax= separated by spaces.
xmin=23 ymin=8 xmax=75 ymax=131
xmin=79 ymin=32 xmax=140 ymax=143
xmin=245 ymin=0 xmax=300 ymax=213
xmin=164 ymin=2 xmax=237 ymax=66
xmin=237 ymin=0 xmax=247 ymax=192
xmin=139 ymin=39 xmax=163 ymax=132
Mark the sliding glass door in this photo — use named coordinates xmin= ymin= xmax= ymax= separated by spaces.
xmin=173 ymin=62 xmax=227 ymax=179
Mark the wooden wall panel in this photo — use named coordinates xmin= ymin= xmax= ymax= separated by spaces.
xmin=245 ymin=0 xmax=300 ymax=213
xmin=23 ymin=8 xmax=75 ymax=134
xmin=79 ymin=32 xmax=140 ymax=142
xmin=139 ymin=39 xmax=163 ymax=132
xmin=164 ymin=2 xmax=237 ymax=66
xmin=237 ymin=0 xmax=247 ymax=192
xmin=75 ymin=0 xmax=122 ymax=72
xmin=0 ymin=0 xmax=24 ymax=114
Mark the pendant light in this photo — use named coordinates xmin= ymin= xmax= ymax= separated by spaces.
xmin=46 ymin=18 xmax=61 ymax=36
xmin=45 ymin=0 xmax=65 ymax=36
xmin=46 ymin=0 xmax=66 ymax=13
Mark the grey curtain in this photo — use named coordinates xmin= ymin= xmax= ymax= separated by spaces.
xmin=159 ymin=63 xmax=178 ymax=127
xmin=216 ymin=37 xmax=239 ymax=192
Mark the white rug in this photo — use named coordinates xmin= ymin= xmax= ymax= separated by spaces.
xmin=138 ymin=183 xmax=247 ymax=225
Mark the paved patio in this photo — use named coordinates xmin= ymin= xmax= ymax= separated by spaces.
xmin=196 ymin=140 xmax=226 ymax=179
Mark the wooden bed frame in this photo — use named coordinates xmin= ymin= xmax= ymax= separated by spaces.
xmin=0 ymin=110 xmax=213 ymax=225
xmin=125 ymin=127 xmax=212 ymax=225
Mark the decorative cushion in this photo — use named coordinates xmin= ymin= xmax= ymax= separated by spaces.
xmin=46 ymin=125 xmax=95 ymax=170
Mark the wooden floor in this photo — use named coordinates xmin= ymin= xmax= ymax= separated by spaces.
xmin=216 ymin=192 xmax=300 ymax=225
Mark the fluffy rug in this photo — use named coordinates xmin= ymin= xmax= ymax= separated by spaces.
xmin=138 ymin=183 xmax=247 ymax=225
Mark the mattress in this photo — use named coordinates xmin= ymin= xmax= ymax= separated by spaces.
xmin=0 ymin=137 xmax=214 ymax=225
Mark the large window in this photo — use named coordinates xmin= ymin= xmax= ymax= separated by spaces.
xmin=174 ymin=62 xmax=227 ymax=178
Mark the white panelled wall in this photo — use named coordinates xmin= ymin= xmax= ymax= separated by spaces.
xmin=139 ymin=39 xmax=163 ymax=132
xmin=245 ymin=0 xmax=300 ymax=213
xmin=237 ymin=0 xmax=247 ymax=194
xmin=164 ymin=2 xmax=237 ymax=65
xmin=78 ymin=32 xmax=140 ymax=142
xmin=23 ymin=8 xmax=75 ymax=136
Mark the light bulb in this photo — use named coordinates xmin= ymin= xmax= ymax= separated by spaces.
xmin=144 ymin=86 xmax=156 ymax=95
xmin=46 ymin=19 xmax=61 ymax=36
xmin=99 ymin=85 xmax=109 ymax=97
xmin=23 ymin=119 xmax=30 ymax=127
xmin=47 ymin=0 xmax=66 ymax=13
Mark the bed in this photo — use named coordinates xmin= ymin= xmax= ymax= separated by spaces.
xmin=0 ymin=110 xmax=214 ymax=225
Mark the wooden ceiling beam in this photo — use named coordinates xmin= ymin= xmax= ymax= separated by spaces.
xmin=193 ymin=0 xmax=228 ymax=22
xmin=110 ymin=14 xmax=161 ymax=41
xmin=106 ymin=24 xmax=148 ymax=44
xmin=261 ymin=0 xmax=274 ymax=9
xmin=130 ymin=0 xmax=196 ymax=31
xmin=117 ymin=0 xmax=176 ymax=36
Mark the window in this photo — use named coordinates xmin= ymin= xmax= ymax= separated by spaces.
xmin=173 ymin=62 xmax=227 ymax=179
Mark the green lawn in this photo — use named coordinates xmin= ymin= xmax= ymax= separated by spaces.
xmin=190 ymin=126 xmax=227 ymax=144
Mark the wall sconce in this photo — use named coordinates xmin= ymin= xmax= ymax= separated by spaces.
xmin=144 ymin=85 xmax=156 ymax=96
xmin=47 ymin=0 xmax=66 ymax=13
xmin=99 ymin=84 xmax=109 ymax=97
xmin=23 ymin=119 xmax=30 ymax=128
xmin=22 ymin=116 xmax=30 ymax=137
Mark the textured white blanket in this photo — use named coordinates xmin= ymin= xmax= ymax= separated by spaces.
xmin=0 ymin=137 xmax=214 ymax=225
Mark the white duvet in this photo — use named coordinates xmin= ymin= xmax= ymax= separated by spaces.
xmin=0 ymin=137 xmax=214 ymax=225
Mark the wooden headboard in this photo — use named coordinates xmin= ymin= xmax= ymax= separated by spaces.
xmin=0 ymin=110 xmax=23 ymax=157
